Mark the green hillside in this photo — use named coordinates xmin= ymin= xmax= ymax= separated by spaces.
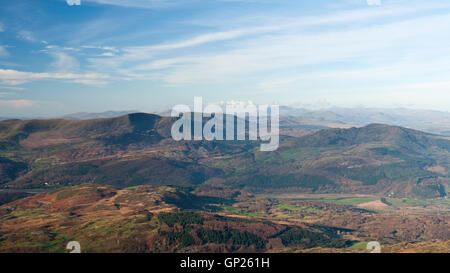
xmin=0 ymin=115 xmax=449 ymax=198
xmin=208 ymin=124 xmax=450 ymax=197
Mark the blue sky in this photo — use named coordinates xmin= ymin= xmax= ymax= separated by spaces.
xmin=1 ymin=0 xmax=450 ymax=117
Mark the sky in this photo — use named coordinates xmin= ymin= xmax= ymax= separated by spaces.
xmin=0 ymin=0 xmax=450 ymax=117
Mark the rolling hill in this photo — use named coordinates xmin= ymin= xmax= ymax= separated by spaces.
xmin=0 ymin=113 xmax=449 ymax=198
xmin=205 ymin=124 xmax=450 ymax=197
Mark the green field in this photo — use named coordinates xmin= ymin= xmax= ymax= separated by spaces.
xmin=349 ymin=241 xmax=368 ymax=250
xmin=385 ymin=197 xmax=450 ymax=207
xmin=298 ymin=197 xmax=377 ymax=206
xmin=275 ymin=203 xmax=322 ymax=214
xmin=323 ymin=197 xmax=377 ymax=205
xmin=220 ymin=205 xmax=264 ymax=217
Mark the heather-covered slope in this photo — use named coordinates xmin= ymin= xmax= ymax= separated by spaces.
xmin=0 ymin=185 xmax=350 ymax=253
xmin=1 ymin=184 xmax=447 ymax=253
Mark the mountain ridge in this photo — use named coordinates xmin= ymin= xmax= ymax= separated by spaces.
xmin=0 ymin=114 xmax=449 ymax=198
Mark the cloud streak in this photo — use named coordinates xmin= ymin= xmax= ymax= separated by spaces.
xmin=110 ymin=7 xmax=450 ymax=85
xmin=84 ymin=0 xmax=178 ymax=9
xmin=82 ymin=1 xmax=450 ymax=86
xmin=17 ymin=30 xmax=38 ymax=43
xmin=0 ymin=69 xmax=109 ymax=85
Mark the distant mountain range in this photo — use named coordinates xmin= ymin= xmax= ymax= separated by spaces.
xmin=279 ymin=106 xmax=450 ymax=136
xmin=15 ymin=106 xmax=450 ymax=137
xmin=122 ymin=106 xmax=450 ymax=136
xmin=61 ymin=110 xmax=139 ymax=120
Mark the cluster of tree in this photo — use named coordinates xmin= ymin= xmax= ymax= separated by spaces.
xmin=158 ymin=211 xmax=204 ymax=227
xmin=159 ymin=230 xmax=195 ymax=247
xmin=197 ymin=227 xmax=267 ymax=249
xmin=412 ymin=183 xmax=446 ymax=198
xmin=279 ymin=228 xmax=349 ymax=248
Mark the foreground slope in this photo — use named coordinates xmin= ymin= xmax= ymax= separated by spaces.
xmin=1 ymin=184 xmax=447 ymax=253
xmin=0 ymin=185 xmax=351 ymax=253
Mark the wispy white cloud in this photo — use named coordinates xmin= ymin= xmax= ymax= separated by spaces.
xmin=5 ymin=0 xmax=450 ymax=111
xmin=111 ymin=1 xmax=439 ymax=55
xmin=81 ymin=45 xmax=119 ymax=52
xmin=17 ymin=30 xmax=38 ymax=42
xmin=66 ymin=0 xmax=81 ymax=6
xmin=84 ymin=1 xmax=450 ymax=86
xmin=137 ymin=14 xmax=448 ymax=85
xmin=100 ymin=52 xmax=115 ymax=57
xmin=17 ymin=30 xmax=48 ymax=44
xmin=50 ymin=52 xmax=80 ymax=73
xmin=0 ymin=68 xmax=109 ymax=85
xmin=84 ymin=0 xmax=179 ymax=9
xmin=128 ymin=27 xmax=273 ymax=52
xmin=0 ymin=85 xmax=25 ymax=91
